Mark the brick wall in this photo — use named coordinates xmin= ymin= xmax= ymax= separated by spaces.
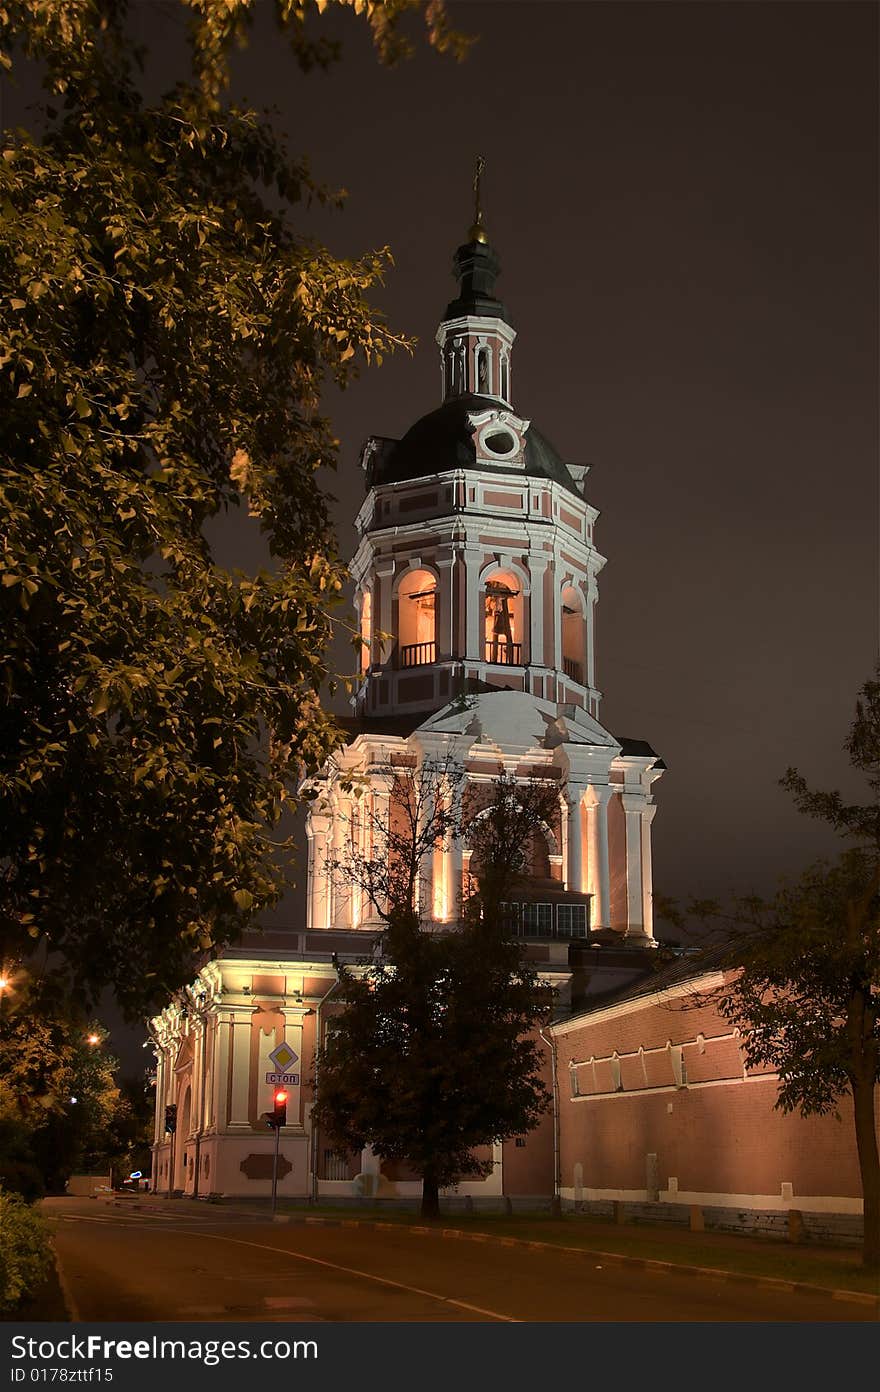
xmin=553 ymin=974 xmax=878 ymax=1213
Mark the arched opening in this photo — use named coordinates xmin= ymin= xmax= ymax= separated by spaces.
xmin=397 ymin=568 xmax=436 ymax=668
xmin=561 ymin=584 xmax=586 ymax=686
xmin=500 ymin=354 xmax=510 ymax=403
xmin=476 ymin=346 xmax=490 ymax=395
xmin=483 ymin=570 xmax=523 ymax=666
xmin=359 ymin=590 xmax=372 ymax=674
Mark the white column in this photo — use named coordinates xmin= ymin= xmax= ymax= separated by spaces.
xmin=446 ymin=775 xmax=465 ymax=921
xmin=213 ymin=1014 xmax=232 ymax=1133
xmin=586 ymin=785 xmax=612 ymax=929
xmin=375 ymin=559 xmax=394 ymax=664
xmin=529 ymin=554 xmax=548 ymax=671
xmin=566 ymin=784 xmax=586 ymax=893
xmin=436 ymin=554 xmax=455 ymax=660
xmin=306 ymin=811 xmax=331 ymax=932
xmin=621 ymin=793 xmax=645 ymax=938
xmin=153 ymin=1051 xmax=166 ymax=1143
xmin=464 ymin=546 xmax=482 ymax=659
xmin=330 ymin=792 xmax=352 ymax=928
xmin=552 ymin=565 xmax=562 ymax=680
xmin=586 ymin=577 xmax=598 ymax=690
xmin=641 ymin=803 xmax=658 ymax=941
xmin=228 ymin=1010 xmax=252 ymax=1127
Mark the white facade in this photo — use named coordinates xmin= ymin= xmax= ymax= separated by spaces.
xmin=151 ymin=213 xmax=663 ymax=1199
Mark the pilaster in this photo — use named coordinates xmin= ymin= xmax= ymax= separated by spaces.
xmin=585 ymin=785 xmax=612 ymax=930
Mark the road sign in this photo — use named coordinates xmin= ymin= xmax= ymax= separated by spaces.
xmin=266 ymin=1071 xmax=300 ymax=1085
xmin=268 ymin=1042 xmax=299 ymax=1071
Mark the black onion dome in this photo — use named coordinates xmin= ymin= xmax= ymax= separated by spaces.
xmin=374 ymin=394 xmax=580 ymax=497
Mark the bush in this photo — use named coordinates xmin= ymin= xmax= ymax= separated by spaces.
xmin=0 ymin=1192 xmax=53 ymax=1313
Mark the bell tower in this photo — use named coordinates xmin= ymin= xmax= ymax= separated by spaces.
xmin=350 ymin=183 xmax=605 ymax=723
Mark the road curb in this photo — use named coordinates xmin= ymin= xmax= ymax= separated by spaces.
xmin=293 ymin=1215 xmax=879 ymax=1309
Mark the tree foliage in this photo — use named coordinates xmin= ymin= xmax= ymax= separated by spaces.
xmin=666 ymin=673 xmax=880 ymax=1267
xmin=0 ymin=0 xmax=465 ymax=1013
xmin=0 ymin=971 xmax=135 ymax=1196
xmin=312 ymin=764 xmax=557 ymax=1217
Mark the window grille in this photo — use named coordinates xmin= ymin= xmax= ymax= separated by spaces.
xmin=323 ymin=1150 xmax=350 ymax=1181
xmin=556 ymin=903 xmax=588 ymax=938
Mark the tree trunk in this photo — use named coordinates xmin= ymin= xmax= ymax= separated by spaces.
xmin=421 ymin=1171 xmax=440 ymax=1220
xmin=851 ymin=1069 xmax=880 ymax=1269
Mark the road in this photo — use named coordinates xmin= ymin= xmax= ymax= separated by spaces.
xmin=44 ymin=1198 xmax=875 ymax=1323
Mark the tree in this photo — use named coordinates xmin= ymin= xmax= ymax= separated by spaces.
xmin=665 ymin=674 xmax=880 ymax=1269
xmin=0 ymin=0 xmax=467 ymax=1015
xmin=0 ymin=970 xmax=132 ymax=1196
xmin=311 ymin=764 xmax=557 ymax=1218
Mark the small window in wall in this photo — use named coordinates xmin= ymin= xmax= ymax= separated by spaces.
xmin=500 ymin=355 xmax=509 ymax=402
xmin=670 ymin=1044 xmax=687 ymax=1089
xmin=515 ymin=1137 xmax=526 ymax=1148
xmin=569 ymin=1067 xmax=580 ymax=1098
xmin=611 ymin=1056 xmax=623 ymax=1092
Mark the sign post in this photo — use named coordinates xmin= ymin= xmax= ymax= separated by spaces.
xmin=269 ymin=1087 xmax=288 ymax=1215
xmin=271 ymin=1119 xmax=281 ymax=1215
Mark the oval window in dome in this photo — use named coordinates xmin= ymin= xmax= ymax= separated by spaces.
xmin=484 ymin=430 xmax=516 ymax=456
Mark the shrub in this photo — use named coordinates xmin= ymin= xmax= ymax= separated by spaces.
xmin=0 ymin=1192 xmax=53 ymax=1313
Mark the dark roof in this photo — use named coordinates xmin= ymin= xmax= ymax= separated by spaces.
xmin=371 ymin=394 xmax=580 ymax=497
xmin=569 ymin=940 xmax=734 ymax=1020
xmin=616 ymin=736 xmax=667 ymax=770
xmin=335 ymin=712 xmax=428 ymax=739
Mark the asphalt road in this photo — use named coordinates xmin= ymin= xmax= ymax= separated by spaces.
xmin=45 ymin=1198 xmax=875 ymax=1323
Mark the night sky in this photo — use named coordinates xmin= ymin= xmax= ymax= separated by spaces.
xmin=214 ymin=0 xmax=877 ymax=909
xmin=5 ymin=2 xmax=878 ymax=1055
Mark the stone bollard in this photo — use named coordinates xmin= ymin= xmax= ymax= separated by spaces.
xmin=787 ymin=1209 xmax=806 ymax=1244
xmin=689 ymin=1205 xmax=704 ymax=1232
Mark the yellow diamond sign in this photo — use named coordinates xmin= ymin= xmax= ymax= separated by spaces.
xmin=269 ymin=1041 xmax=297 ymax=1071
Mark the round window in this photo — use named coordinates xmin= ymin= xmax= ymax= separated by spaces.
xmin=484 ymin=430 xmax=516 ymax=456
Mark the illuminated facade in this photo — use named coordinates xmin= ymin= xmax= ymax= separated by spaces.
xmin=150 ymin=211 xmax=665 ymax=1201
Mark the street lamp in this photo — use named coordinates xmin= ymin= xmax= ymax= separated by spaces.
xmin=86 ymin=1033 xmax=100 ymax=1046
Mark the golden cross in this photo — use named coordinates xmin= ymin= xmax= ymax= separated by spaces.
xmin=473 ymin=154 xmax=485 ymax=228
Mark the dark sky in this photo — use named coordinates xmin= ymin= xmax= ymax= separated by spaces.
xmin=213 ymin=0 xmax=878 ymax=908
xmin=5 ymin=2 xmax=878 ymax=1057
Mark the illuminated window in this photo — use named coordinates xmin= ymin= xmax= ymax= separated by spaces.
xmin=484 ymin=570 xmax=523 ymax=665
xmin=359 ymin=590 xmax=372 ymax=674
xmin=397 ymin=568 xmax=436 ymax=667
xmin=561 ymin=584 xmax=586 ymax=686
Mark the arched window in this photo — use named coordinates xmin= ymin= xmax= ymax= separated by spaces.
xmin=476 ymin=346 xmax=490 ymax=395
xmin=359 ymin=590 xmax=372 ymax=674
xmin=397 ymin=568 xmax=436 ymax=667
xmin=561 ymin=584 xmax=586 ymax=686
xmin=483 ymin=570 xmax=523 ymax=666
xmin=452 ymin=340 xmax=465 ymax=395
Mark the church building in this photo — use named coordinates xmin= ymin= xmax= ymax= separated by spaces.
xmin=149 ymin=195 xmax=666 ymax=1204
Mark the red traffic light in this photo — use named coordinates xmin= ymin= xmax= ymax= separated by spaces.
xmin=274 ymin=1089 xmax=288 ymax=1105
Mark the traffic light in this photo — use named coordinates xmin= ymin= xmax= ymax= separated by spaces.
xmin=271 ymin=1089 xmax=287 ymax=1128
xmin=164 ymin=1104 xmax=177 ymax=1134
